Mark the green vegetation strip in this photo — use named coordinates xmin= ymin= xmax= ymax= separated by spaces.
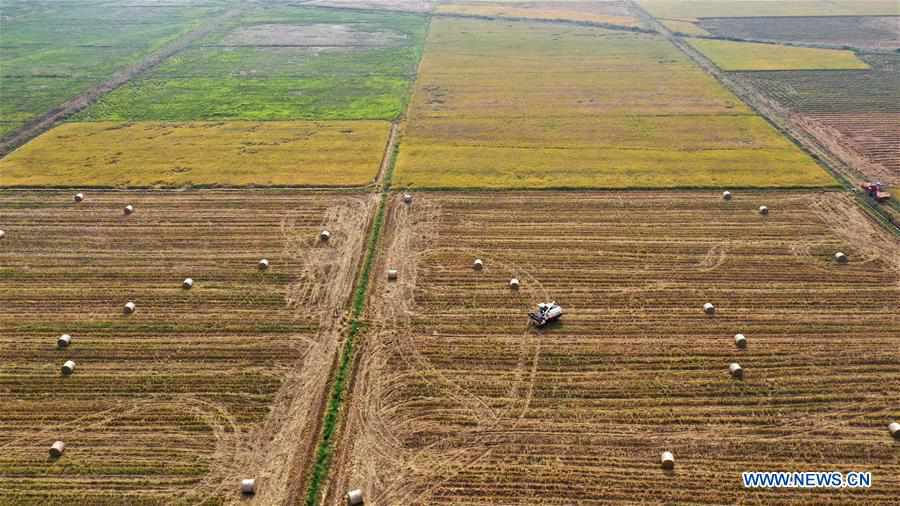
xmin=304 ymin=143 xmax=397 ymax=506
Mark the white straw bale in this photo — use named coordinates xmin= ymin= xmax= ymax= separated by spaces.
xmin=509 ymin=278 xmax=520 ymax=290
xmin=703 ymin=302 xmax=716 ymax=315
xmin=58 ymin=334 xmax=72 ymax=348
xmin=722 ymin=191 xmax=732 ymax=200
xmin=834 ymin=252 xmax=848 ymax=263
xmin=49 ymin=441 xmax=66 ymax=458
xmin=124 ymin=301 xmax=136 ymax=314
xmin=74 ymin=193 xmax=84 ymax=203
xmin=62 ymin=360 xmax=76 ymax=375
xmin=660 ymin=451 xmax=675 ymax=470
xmin=889 ymin=422 xmax=900 ymax=439
xmin=183 ymin=278 xmax=194 ymax=289
xmin=345 ymin=489 xmax=364 ymax=505
xmin=473 ymin=259 xmax=484 ymax=271
xmin=402 ymin=193 xmax=413 ymax=204
xmin=734 ymin=333 xmax=747 ymax=349
xmin=320 ymin=230 xmax=331 ymax=242
xmin=258 ymin=259 xmax=270 ymax=270
xmin=758 ymin=205 xmax=768 ymax=215
xmin=729 ymin=362 xmax=743 ymax=379
xmin=124 ymin=204 xmax=134 ymax=215
xmin=241 ymin=478 xmax=256 ymax=494
xmin=0 ymin=230 xmax=5 ymax=240
xmin=387 ymin=269 xmax=398 ymax=281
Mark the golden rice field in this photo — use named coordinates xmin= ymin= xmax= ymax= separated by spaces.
xmin=659 ymin=18 xmax=710 ymax=35
xmin=394 ymin=18 xmax=833 ymax=189
xmin=328 ymin=190 xmax=900 ymax=505
xmin=638 ymin=0 xmax=900 ymax=18
xmin=689 ymin=39 xmax=870 ymax=71
xmin=436 ymin=1 xmax=642 ymax=27
xmin=0 ymin=121 xmax=391 ymax=188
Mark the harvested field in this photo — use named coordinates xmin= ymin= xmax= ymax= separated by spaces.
xmin=734 ymin=54 xmax=900 ymax=184
xmin=638 ymin=0 xmax=900 ymax=18
xmin=394 ymin=17 xmax=832 ymax=188
xmin=698 ymin=16 xmax=900 ymax=51
xmin=329 ymin=191 xmax=900 ymax=505
xmin=0 ymin=191 xmax=375 ymax=504
xmin=77 ymin=6 xmax=428 ymax=122
xmin=436 ymin=1 xmax=642 ymax=27
xmin=0 ymin=121 xmax=391 ymax=187
xmin=688 ymin=39 xmax=869 ymax=71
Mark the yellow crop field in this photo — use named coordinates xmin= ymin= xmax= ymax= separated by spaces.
xmin=0 ymin=121 xmax=391 ymax=187
xmin=394 ymin=17 xmax=833 ymax=189
xmin=639 ymin=0 xmax=900 ymax=18
xmin=436 ymin=1 xmax=642 ymax=27
xmin=660 ymin=18 xmax=709 ymax=35
xmin=690 ymin=39 xmax=870 ymax=71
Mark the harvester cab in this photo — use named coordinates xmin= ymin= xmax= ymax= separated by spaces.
xmin=529 ymin=302 xmax=563 ymax=327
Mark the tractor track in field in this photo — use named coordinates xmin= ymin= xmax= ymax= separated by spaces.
xmin=0 ymin=8 xmax=242 ymax=158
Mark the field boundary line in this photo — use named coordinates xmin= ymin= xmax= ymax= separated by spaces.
xmin=430 ymin=11 xmax=656 ymax=33
xmin=0 ymin=8 xmax=242 ymax=158
xmin=627 ymin=0 xmax=900 ymax=236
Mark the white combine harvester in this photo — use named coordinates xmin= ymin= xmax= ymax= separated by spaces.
xmin=529 ymin=301 xmax=563 ymax=327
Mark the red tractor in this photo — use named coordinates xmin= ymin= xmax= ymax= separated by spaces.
xmin=860 ymin=181 xmax=891 ymax=203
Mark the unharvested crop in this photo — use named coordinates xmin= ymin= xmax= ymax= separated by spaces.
xmin=328 ymin=191 xmax=900 ymax=505
xmin=394 ymin=18 xmax=832 ymax=188
xmin=0 ymin=121 xmax=391 ymax=187
xmin=436 ymin=1 xmax=642 ymax=27
xmin=0 ymin=191 xmax=374 ymax=504
xmin=688 ymin=39 xmax=869 ymax=71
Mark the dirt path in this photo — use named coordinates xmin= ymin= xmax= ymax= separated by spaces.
xmin=374 ymin=122 xmax=401 ymax=189
xmin=0 ymin=8 xmax=242 ymax=158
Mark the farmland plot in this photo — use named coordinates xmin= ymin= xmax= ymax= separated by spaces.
xmin=638 ymin=0 xmax=900 ymax=18
xmin=394 ymin=18 xmax=832 ymax=188
xmin=0 ymin=0 xmax=224 ymax=137
xmin=697 ymin=16 xmax=900 ymax=51
xmin=734 ymin=54 xmax=900 ymax=185
xmin=0 ymin=191 xmax=373 ymax=504
xmin=0 ymin=121 xmax=391 ymax=187
xmin=329 ymin=191 xmax=900 ymax=505
xmin=77 ymin=6 xmax=428 ymax=121
xmin=436 ymin=1 xmax=643 ymax=28
xmin=687 ymin=39 xmax=869 ymax=71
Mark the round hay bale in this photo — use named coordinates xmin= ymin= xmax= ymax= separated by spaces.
xmin=387 ymin=269 xmax=398 ymax=281
xmin=834 ymin=252 xmax=848 ymax=263
xmin=889 ymin=422 xmax=900 ymax=439
xmin=74 ymin=193 xmax=84 ymax=203
xmin=509 ymin=278 xmax=520 ymax=290
xmin=345 ymin=489 xmax=364 ymax=505
xmin=241 ymin=478 xmax=256 ymax=495
xmin=729 ymin=362 xmax=743 ymax=379
xmin=124 ymin=204 xmax=134 ymax=216
xmin=722 ymin=191 xmax=732 ymax=201
xmin=183 ymin=278 xmax=194 ymax=289
xmin=123 ymin=301 xmax=136 ymax=314
xmin=49 ymin=441 xmax=66 ymax=458
xmin=734 ymin=333 xmax=747 ymax=349
xmin=703 ymin=302 xmax=716 ymax=315
xmin=62 ymin=360 xmax=76 ymax=375
xmin=0 ymin=230 xmax=5 ymax=240
xmin=758 ymin=205 xmax=769 ymax=215
xmin=473 ymin=258 xmax=484 ymax=271
xmin=320 ymin=230 xmax=331 ymax=242
xmin=58 ymin=334 xmax=72 ymax=348
xmin=402 ymin=193 xmax=413 ymax=204
xmin=660 ymin=451 xmax=675 ymax=470
xmin=258 ymin=259 xmax=270 ymax=270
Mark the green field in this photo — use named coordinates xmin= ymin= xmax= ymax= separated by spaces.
xmin=77 ymin=6 xmax=428 ymax=122
xmin=690 ymin=39 xmax=870 ymax=71
xmin=0 ymin=1 xmax=224 ymax=137
xmin=394 ymin=17 xmax=834 ymax=189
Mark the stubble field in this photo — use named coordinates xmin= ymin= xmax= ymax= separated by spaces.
xmin=0 ymin=191 xmax=372 ymax=505
xmin=328 ymin=190 xmax=900 ymax=505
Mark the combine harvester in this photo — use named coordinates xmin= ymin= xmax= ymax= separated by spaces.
xmin=529 ymin=302 xmax=563 ymax=327
xmin=860 ymin=181 xmax=891 ymax=203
